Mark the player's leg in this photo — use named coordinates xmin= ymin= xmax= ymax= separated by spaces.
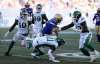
xmin=21 ymin=39 xmax=26 ymax=47
xmin=4 ymin=33 xmax=19 ymax=56
xmin=79 ymin=33 xmax=96 ymax=62
xmin=47 ymin=45 xmax=60 ymax=62
xmin=33 ymin=46 xmax=45 ymax=56
xmin=98 ymin=26 xmax=100 ymax=42
xmin=79 ymin=37 xmax=90 ymax=57
xmin=84 ymin=32 xmax=95 ymax=51
xmin=31 ymin=36 xmax=45 ymax=57
xmin=96 ymin=26 xmax=100 ymax=42
xmin=46 ymin=36 xmax=60 ymax=62
xmin=84 ymin=32 xmax=99 ymax=58
xmin=5 ymin=40 xmax=15 ymax=56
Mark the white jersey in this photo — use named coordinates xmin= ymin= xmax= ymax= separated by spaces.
xmin=33 ymin=12 xmax=44 ymax=28
xmin=73 ymin=17 xmax=85 ymax=30
xmin=16 ymin=17 xmax=29 ymax=34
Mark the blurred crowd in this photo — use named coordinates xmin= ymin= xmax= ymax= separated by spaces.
xmin=0 ymin=0 xmax=99 ymax=12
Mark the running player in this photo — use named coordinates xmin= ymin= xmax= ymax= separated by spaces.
xmin=4 ymin=10 xmax=32 ymax=56
xmin=61 ymin=11 xmax=99 ymax=62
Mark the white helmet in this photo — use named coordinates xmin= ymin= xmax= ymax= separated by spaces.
xmin=36 ymin=4 xmax=42 ymax=12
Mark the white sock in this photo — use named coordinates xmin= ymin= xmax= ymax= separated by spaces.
xmin=48 ymin=49 xmax=55 ymax=60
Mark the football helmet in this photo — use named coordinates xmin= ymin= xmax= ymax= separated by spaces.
xmin=25 ymin=2 xmax=30 ymax=8
xmin=73 ymin=11 xmax=81 ymax=18
xmin=55 ymin=14 xmax=63 ymax=23
xmin=36 ymin=4 xmax=42 ymax=12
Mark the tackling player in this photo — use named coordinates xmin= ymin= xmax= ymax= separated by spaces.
xmin=31 ymin=14 xmax=65 ymax=62
xmin=4 ymin=10 xmax=32 ymax=56
xmin=60 ymin=11 xmax=99 ymax=62
xmin=93 ymin=8 xmax=100 ymax=42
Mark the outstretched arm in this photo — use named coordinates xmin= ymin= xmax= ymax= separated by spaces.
xmin=61 ymin=22 xmax=74 ymax=31
xmin=93 ymin=14 xmax=96 ymax=24
xmin=4 ymin=19 xmax=18 ymax=37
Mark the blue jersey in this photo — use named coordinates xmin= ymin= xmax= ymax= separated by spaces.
xmin=21 ymin=8 xmax=33 ymax=16
xmin=42 ymin=18 xmax=57 ymax=35
xmin=93 ymin=13 xmax=100 ymax=25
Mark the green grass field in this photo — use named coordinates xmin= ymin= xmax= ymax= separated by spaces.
xmin=0 ymin=28 xmax=100 ymax=64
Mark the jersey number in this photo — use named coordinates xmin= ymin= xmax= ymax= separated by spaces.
xmin=34 ymin=16 xmax=41 ymax=21
xmin=75 ymin=23 xmax=81 ymax=30
xmin=19 ymin=23 xmax=26 ymax=28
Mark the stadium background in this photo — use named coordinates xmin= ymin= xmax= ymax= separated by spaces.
xmin=0 ymin=0 xmax=100 ymax=28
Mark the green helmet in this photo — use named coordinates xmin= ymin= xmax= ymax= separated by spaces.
xmin=73 ymin=11 xmax=81 ymax=18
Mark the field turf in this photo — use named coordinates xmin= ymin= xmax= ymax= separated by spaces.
xmin=0 ymin=28 xmax=100 ymax=64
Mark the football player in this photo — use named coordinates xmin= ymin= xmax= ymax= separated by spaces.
xmin=26 ymin=4 xmax=48 ymax=49
xmin=21 ymin=2 xmax=33 ymax=17
xmin=32 ymin=4 xmax=48 ymax=37
xmin=93 ymin=8 xmax=100 ymax=42
xmin=60 ymin=11 xmax=99 ymax=62
xmin=4 ymin=10 xmax=32 ymax=56
xmin=20 ymin=2 xmax=33 ymax=47
xmin=31 ymin=14 xmax=65 ymax=62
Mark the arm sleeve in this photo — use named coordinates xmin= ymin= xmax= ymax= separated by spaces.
xmin=42 ymin=14 xmax=48 ymax=24
xmin=9 ymin=19 xmax=18 ymax=32
xmin=93 ymin=14 xmax=96 ymax=21
xmin=61 ymin=22 xmax=74 ymax=30
xmin=80 ymin=21 xmax=89 ymax=32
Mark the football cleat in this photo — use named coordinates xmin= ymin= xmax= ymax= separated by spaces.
xmin=31 ymin=53 xmax=40 ymax=59
xmin=94 ymin=50 xmax=99 ymax=57
xmin=4 ymin=52 xmax=12 ymax=56
xmin=49 ymin=58 xmax=60 ymax=63
xmin=90 ymin=55 xmax=96 ymax=62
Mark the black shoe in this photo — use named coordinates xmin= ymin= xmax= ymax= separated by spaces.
xmin=36 ymin=52 xmax=45 ymax=56
xmin=4 ymin=52 xmax=12 ymax=56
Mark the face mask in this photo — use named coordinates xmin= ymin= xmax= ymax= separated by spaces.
xmin=36 ymin=8 xmax=42 ymax=12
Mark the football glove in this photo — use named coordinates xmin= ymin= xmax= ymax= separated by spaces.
xmin=4 ymin=31 xmax=9 ymax=37
xmin=56 ymin=38 xmax=65 ymax=47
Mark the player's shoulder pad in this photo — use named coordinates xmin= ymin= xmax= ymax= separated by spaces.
xmin=41 ymin=11 xmax=45 ymax=14
xmin=79 ymin=17 xmax=85 ymax=23
xmin=20 ymin=8 xmax=25 ymax=11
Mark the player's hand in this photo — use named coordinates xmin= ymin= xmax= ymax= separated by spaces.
xmin=4 ymin=31 xmax=9 ymax=37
